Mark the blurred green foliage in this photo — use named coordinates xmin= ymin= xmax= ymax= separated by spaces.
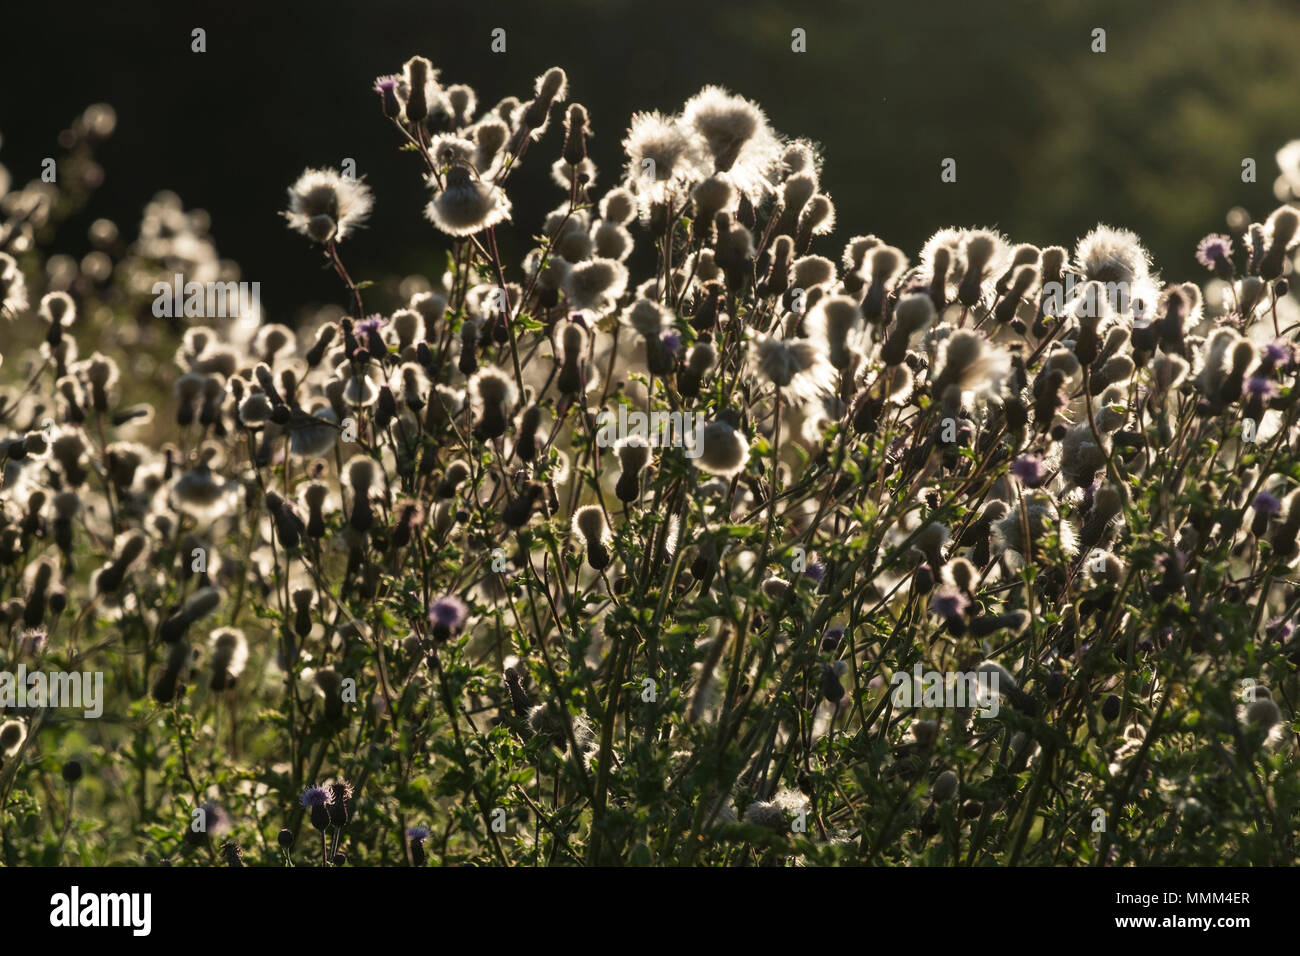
xmin=4 ymin=0 xmax=1297 ymax=307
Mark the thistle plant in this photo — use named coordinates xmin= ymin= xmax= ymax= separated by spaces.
xmin=0 ymin=62 xmax=1299 ymax=869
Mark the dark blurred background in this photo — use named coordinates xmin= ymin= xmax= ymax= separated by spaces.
xmin=3 ymin=0 xmax=1298 ymax=319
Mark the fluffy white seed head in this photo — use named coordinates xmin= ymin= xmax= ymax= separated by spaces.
xmin=426 ymin=166 xmax=512 ymax=237
xmin=572 ymin=504 xmax=609 ymax=545
xmin=469 ymin=366 xmax=519 ymax=410
xmin=285 ymin=168 xmax=374 ymax=243
xmin=696 ymin=421 xmax=750 ymax=477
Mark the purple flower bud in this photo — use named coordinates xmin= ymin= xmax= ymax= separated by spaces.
xmin=1244 ymin=376 xmax=1279 ymax=401
xmin=186 ymin=801 xmax=232 ymax=846
xmin=1010 ymin=455 xmax=1047 ymax=487
xmin=820 ymin=626 xmax=844 ymax=652
xmin=1253 ymin=491 xmax=1282 ymax=518
xmin=373 ymin=75 xmax=401 ymax=119
xmin=1263 ymin=341 xmax=1292 ymax=367
xmin=429 ymin=594 xmax=469 ymax=640
xmin=1195 ymin=234 xmax=1233 ymax=271
xmin=1266 ymin=616 xmax=1295 ymax=643
xmin=300 ymin=786 xmax=331 ymax=809
xmin=301 ymin=785 xmax=333 ymax=832
xmin=930 ymin=586 xmax=970 ymax=621
xmin=820 ymin=662 xmax=846 ymax=703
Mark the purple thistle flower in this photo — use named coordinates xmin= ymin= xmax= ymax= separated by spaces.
xmin=301 ymin=785 xmax=333 ymax=832
xmin=660 ymin=330 xmax=682 ymax=358
xmin=373 ymin=75 xmax=401 ymax=120
xmin=356 ymin=314 xmax=388 ymax=336
xmin=1252 ymin=491 xmax=1282 ymax=518
xmin=300 ymin=786 xmax=332 ymax=809
xmin=1263 ymin=341 xmax=1293 ymax=367
xmin=804 ymin=560 xmax=826 ymax=583
xmin=429 ymin=594 xmax=469 ymax=639
xmin=1156 ymin=550 xmax=1187 ymax=578
xmin=1244 ymin=376 xmax=1279 ymax=401
xmin=1011 ymin=455 xmax=1047 ymax=487
xmin=186 ymin=801 xmax=232 ymax=845
xmin=407 ymin=825 xmax=431 ymax=841
xmin=820 ymin=626 xmax=844 ymax=652
xmin=1266 ymin=616 xmax=1295 ymax=643
xmin=1195 ymin=234 xmax=1233 ymax=271
xmin=930 ymin=586 xmax=970 ymax=620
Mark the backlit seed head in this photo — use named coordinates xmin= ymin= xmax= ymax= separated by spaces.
xmin=696 ymin=420 xmax=750 ymax=478
xmin=39 ymin=291 xmax=76 ymax=327
xmin=469 ymin=366 xmax=518 ymax=410
xmin=426 ymin=165 xmax=512 ymax=237
xmin=616 ymin=436 xmax=651 ymax=474
xmin=0 ymin=719 xmax=26 ymax=756
xmin=572 ymin=504 xmax=609 ymax=546
xmin=600 ymin=187 xmax=637 ymax=225
xmin=1246 ymin=698 xmax=1281 ymax=729
xmin=931 ymin=770 xmax=958 ymax=803
xmin=761 ymin=576 xmax=792 ymax=602
xmin=344 ymin=455 xmax=380 ymax=496
xmin=285 ymin=168 xmax=374 ymax=243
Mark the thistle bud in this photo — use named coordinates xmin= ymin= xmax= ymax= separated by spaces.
xmin=314 ymin=669 xmax=345 ymax=721
xmin=328 ymin=781 xmax=353 ymax=828
xmin=931 ymin=770 xmax=958 ymax=804
xmin=614 ymin=437 xmax=650 ymax=504
xmin=373 ymin=75 xmax=401 ymax=119
xmin=301 ymin=786 xmax=332 ymax=832
xmin=1101 ymin=694 xmax=1121 ymax=722
xmin=436 ymin=459 xmax=472 ymax=499
xmin=562 ymin=103 xmax=589 ymax=166
xmin=408 ymin=826 xmax=430 ymax=866
xmin=820 ymin=661 xmax=847 ymax=704
xmin=516 ymin=404 xmax=543 ymax=462
xmin=402 ymin=56 xmax=434 ymax=125
xmin=502 ymin=481 xmax=544 ymax=528
xmin=1260 ymin=207 xmax=1299 ymax=281
xmin=292 ymin=588 xmax=316 ymax=638
xmin=469 ymin=367 xmax=518 ymax=441
xmin=573 ymin=505 xmax=612 ymax=570
xmin=208 ymin=628 xmax=247 ymax=692
xmin=151 ymin=639 xmax=191 ymax=703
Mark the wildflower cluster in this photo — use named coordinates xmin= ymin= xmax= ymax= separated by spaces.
xmin=1 ymin=64 xmax=1299 ymax=867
